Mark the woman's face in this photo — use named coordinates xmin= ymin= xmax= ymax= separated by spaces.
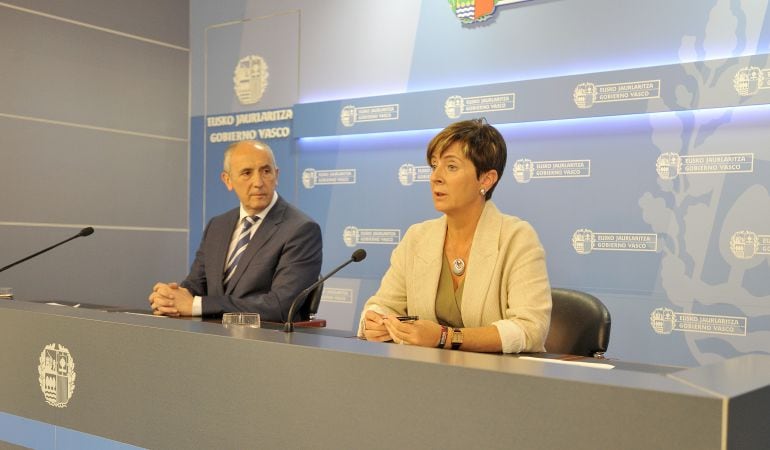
xmin=429 ymin=141 xmax=483 ymax=215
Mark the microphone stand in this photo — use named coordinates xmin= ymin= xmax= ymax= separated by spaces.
xmin=0 ymin=227 xmax=94 ymax=274
xmin=284 ymin=249 xmax=366 ymax=332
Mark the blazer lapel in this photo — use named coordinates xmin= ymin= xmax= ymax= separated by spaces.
xmin=410 ymin=216 xmax=445 ymax=322
xmin=225 ymin=198 xmax=286 ymax=294
xmin=461 ymin=201 xmax=501 ymax=327
xmin=213 ymin=210 xmax=240 ymax=295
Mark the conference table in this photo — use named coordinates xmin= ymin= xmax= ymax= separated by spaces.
xmin=1 ymin=300 xmax=768 ymax=449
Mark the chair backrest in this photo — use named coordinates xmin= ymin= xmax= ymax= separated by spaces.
xmin=545 ymin=288 xmax=611 ymax=357
xmin=297 ymin=280 xmax=324 ymax=321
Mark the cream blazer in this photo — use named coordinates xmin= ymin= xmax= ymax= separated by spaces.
xmin=358 ymin=201 xmax=551 ymax=353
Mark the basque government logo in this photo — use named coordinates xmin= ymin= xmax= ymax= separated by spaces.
xmin=730 ymin=231 xmax=758 ymax=259
xmin=38 ymin=343 xmax=76 ymax=408
xmin=398 ymin=163 xmax=432 ymax=186
xmin=656 ymin=152 xmax=754 ymax=179
xmin=513 ymin=158 xmax=590 ymax=183
xmin=340 ymin=105 xmax=356 ymax=127
xmin=445 ymin=96 xmax=464 ymax=119
xmin=573 ymin=83 xmax=596 ymax=109
xmin=398 ymin=164 xmax=417 ymax=186
xmin=340 ymin=104 xmax=399 ymax=127
xmin=233 ymin=55 xmax=269 ymax=105
xmin=730 ymin=230 xmax=770 ymax=259
xmin=448 ymin=0 xmax=529 ymax=24
xmin=573 ymin=80 xmax=660 ymax=109
xmin=444 ymin=93 xmax=515 ymax=119
xmin=733 ymin=66 xmax=766 ymax=96
xmin=343 ymin=226 xmax=401 ymax=247
xmin=571 ymin=229 xmax=595 ymax=255
xmin=655 ymin=153 xmax=681 ymax=179
xmin=343 ymin=226 xmax=359 ymax=247
xmin=572 ymin=228 xmax=658 ymax=254
xmin=650 ymin=308 xmax=747 ymax=336
xmin=512 ymin=159 xmax=534 ymax=183
xmin=650 ymin=308 xmax=676 ymax=335
xmin=302 ymin=169 xmax=317 ymax=189
xmin=301 ymin=168 xmax=356 ymax=189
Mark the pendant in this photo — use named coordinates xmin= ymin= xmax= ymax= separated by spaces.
xmin=451 ymin=257 xmax=466 ymax=276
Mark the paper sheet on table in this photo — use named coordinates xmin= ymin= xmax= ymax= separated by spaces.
xmin=518 ymin=356 xmax=615 ymax=369
xmin=122 ymin=311 xmax=168 ymax=318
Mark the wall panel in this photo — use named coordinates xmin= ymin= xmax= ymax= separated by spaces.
xmin=0 ymin=2 xmax=189 ymax=311
xmin=0 ymin=6 xmax=187 ymax=138
xmin=0 ymin=0 xmax=188 ymax=49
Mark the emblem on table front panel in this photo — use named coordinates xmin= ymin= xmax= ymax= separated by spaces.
xmin=38 ymin=343 xmax=76 ymax=408
xmin=233 ymin=55 xmax=269 ymax=105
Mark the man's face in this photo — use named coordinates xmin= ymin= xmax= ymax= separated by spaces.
xmin=221 ymin=143 xmax=279 ymax=215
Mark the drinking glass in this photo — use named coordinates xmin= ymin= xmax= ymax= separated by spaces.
xmin=222 ymin=312 xmax=260 ymax=328
xmin=0 ymin=287 xmax=13 ymax=300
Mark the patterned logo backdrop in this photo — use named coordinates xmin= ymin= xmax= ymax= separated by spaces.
xmin=191 ymin=1 xmax=770 ymax=366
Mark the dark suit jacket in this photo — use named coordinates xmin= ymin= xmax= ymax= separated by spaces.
xmin=181 ymin=195 xmax=323 ymax=322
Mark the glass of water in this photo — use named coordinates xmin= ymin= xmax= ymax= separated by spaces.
xmin=222 ymin=312 xmax=260 ymax=328
xmin=0 ymin=287 xmax=13 ymax=300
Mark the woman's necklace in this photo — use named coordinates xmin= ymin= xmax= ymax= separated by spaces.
xmin=451 ymin=257 xmax=466 ymax=276
xmin=447 ymin=236 xmax=471 ymax=277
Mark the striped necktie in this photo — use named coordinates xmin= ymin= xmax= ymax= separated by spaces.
xmin=223 ymin=215 xmax=259 ymax=286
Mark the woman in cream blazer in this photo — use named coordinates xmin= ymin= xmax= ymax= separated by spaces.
xmin=359 ymin=119 xmax=551 ymax=353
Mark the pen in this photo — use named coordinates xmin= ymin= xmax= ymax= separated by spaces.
xmin=395 ymin=315 xmax=419 ymax=323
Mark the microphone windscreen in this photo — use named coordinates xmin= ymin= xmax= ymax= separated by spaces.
xmin=79 ymin=227 xmax=95 ymax=237
xmin=351 ymin=248 xmax=367 ymax=262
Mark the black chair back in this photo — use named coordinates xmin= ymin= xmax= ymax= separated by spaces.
xmin=545 ymin=288 xmax=611 ymax=357
xmin=297 ymin=280 xmax=324 ymax=321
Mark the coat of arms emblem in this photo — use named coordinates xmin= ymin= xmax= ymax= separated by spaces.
xmin=233 ymin=55 xmax=269 ymax=105
xmin=38 ymin=343 xmax=76 ymax=408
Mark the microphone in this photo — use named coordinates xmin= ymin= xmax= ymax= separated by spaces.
xmin=0 ymin=227 xmax=95 ymax=274
xmin=284 ymin=249 xmax=366 ymax=332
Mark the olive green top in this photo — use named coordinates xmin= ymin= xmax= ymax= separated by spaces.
xmin=435 ymin=256 xmax=465 ymax=328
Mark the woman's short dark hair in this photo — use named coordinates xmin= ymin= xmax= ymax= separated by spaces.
xmin=425 ymin=118 xmax=507 ymax=200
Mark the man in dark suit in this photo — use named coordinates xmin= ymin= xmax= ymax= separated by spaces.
xmin=149 ymin=140 xmax=322 ymax=322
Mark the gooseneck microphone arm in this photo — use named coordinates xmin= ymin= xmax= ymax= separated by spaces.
xmin=284 ymin=248 xmax=367 ymax=332
xmin=0 ymin=227 xmax=95 ymax=274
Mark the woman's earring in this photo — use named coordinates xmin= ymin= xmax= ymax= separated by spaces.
xmin=480 ymin=188 xmax=486 ymax=196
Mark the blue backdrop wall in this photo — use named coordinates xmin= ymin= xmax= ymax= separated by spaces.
xmin=190 ymin=0 xmax=770 ymax=367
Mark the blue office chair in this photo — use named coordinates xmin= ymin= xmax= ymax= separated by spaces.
xmin=545 ymin=288 xmax=611 ymax=358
